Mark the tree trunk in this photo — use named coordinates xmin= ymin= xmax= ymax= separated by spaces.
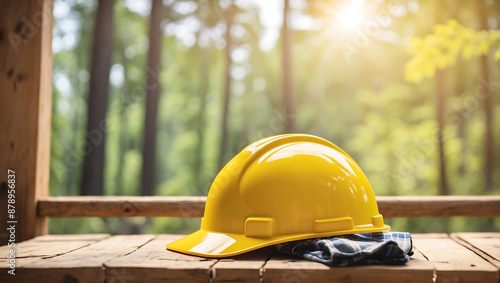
xmin=455 ymin=57 xmax=467 ymax=176
xmin=194 ymin=45 xmax=210 ymax=193
xmin=116 ymin=34 xmax=132 ymax=196
xmin=436 ymin=70 xmax=449 ymax=196
xmin=141 ymin=0 xmax=163 ymax=196
xmin=451 ymin=9 xmax=467 ymax=176
xmin=81 ymin=0 xmax=114 ymax=196
xmin=282 ymin=0 xmax=295 ymax=133
xmin=477 ymin=0 xmax=494 ymax=192
xmin=218 ymin=1 xmax=233 ymax=170
xmin=435 ymin=1 xmax=449 ymax=196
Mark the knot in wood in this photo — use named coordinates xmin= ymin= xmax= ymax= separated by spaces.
xmin=122 ymin=202 xmax=138 ymax=215
xmin=17 ymin=73 xmax=25 ymax=82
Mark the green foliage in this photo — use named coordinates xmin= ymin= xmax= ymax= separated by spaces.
xmin=406 ymin=19 xmax=500 ymax=83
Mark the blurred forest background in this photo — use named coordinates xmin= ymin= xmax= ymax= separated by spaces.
xmin=49 ymin=0 xmax=500 ymax=235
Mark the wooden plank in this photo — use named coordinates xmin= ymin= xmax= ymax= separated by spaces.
xmin=0 ymin=0 xmax=53 ymax=244
xmin=38 ymin=195 xmax=500 ymax=218
xmin=6 ymin=234 xmax=154 ymax=282
xmin=411 ymin=233 xmax=450 ymax=239
xmin=0 ymin=234 xmax=109 ymax=281
xmin=104 ymin=234 xmax=216 ymax=282
xmin=377 ymin=196 xmax=500 ymax=218
xmin=413 ymin=234 xmax=498 ymax=283
xmin=262 ymin=246 xmax=434 ymax=282
xmin=211 ymin=247 xmax=274 ymax=282
xmin=0 ymin=234 xmax=110 ymax=258
xmin=451 ymin=233 xmax=500 ymax=271
xmin=38 ymin=196 xmax=207 ymax=217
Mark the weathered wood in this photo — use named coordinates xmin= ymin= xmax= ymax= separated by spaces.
xmin=38 ymin=196 xmax=207 ymax=217
xmin=0 ymin=234 xmax=109 ymax=281
xmin=413 ymin=234 xmax=498 ymax=283
xmin=0 ymin=0 xmax=53 ymax=244
xmin=451 ymin=233 xmax=500 ymax=273
xmin=38 ymin=195 xmax=500 ymax=218
xmin=8 ymin=235 xmax=154 ymax=282
xmin=104 ymin=234 xmax=216 ymax=282
xmin=211 ymin=247 xmax=273 ymax=282
xmin=262 ymin=249 xmax=434 ymax=283
xmin=377 ymin=196 xmax=500 ymax=217
xmin=0 ymin=233 xmax=498 ymax=282
xmin=0 ymin=234 xmax=109 ymax=258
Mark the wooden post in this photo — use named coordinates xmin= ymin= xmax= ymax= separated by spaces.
xmin=0 ymin=0 xmax=53 ymax=244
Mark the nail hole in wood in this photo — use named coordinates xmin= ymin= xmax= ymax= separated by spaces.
xmin=0 ymin=182 xmax=7 ymax=192
xmin=16 ymin=73 xmax=24 ymax=82
xmin=122 ymin=202 xmax=137 ymax=214
xmin=0 ymin=30 xmax=4 ymax=41
xmin=7 ymin=69 xmax=13 ymax=78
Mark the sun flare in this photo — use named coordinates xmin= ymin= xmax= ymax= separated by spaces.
xmin=338 ymin=6 xmax=365 ymax=30
xmin=336 ymin=0 xmax=367 ymax=31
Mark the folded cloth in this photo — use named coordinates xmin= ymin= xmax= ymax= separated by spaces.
xmin=275 ymin=231 xmax=413 ymax=267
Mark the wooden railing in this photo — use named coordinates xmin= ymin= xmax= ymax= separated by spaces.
xmin=38 ymin=195 xmax=500 ymax=218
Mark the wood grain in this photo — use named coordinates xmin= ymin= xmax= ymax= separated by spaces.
xmin=262 ymin=250 xmax=434 ymax=283
xmin=0 ymin=234 xmax=109 ymax=258
xmin=104 ymin=234 xmax=216 ymax=282
xmin=211 ymin=247 xmax=274 ymax=282
xmin=38 ymin=195 xmax=500 ymax=218
xmin=38 ymin=196 xmax=207 ymax=217
xmin=413 ymin=234 xmax=498 ymax=283
xmin=0 ymin=0 xmax=53 ymax=244
xmin=451 ymin=233 xmax=500 ymax=273
xmin=0 ymin=233 xmax=498 ymax=282
xmin=377 ymin=196 xmax=500 ymax=218
xmin=9 ymin=235 xmax=154 ymax=283
xmin=0 ymin=234 xmax=109 ymax=282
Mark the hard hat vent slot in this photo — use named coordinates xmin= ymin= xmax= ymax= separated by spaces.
xmin=313 ymin=217 xmax=354 ymax=233
xmin=244 ymin=217 xmax=275 ymax=238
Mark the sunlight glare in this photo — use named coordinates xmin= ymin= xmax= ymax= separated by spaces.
xmin=337 ymin=1 xmax=366 ymax=30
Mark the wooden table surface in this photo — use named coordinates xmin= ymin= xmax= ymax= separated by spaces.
xmin=0 ymin=233 xmax=498 ymax=282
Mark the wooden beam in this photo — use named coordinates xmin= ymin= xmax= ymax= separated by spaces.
xmin=38 ymin=196 xmax=207 ymax=217
xmin=377 ymin=195 xmax=500 ymax=218
xmin=37 ymin=195 xmax=500 ymax=218
xmin=0 ymin=0 xmax=53 ymax=244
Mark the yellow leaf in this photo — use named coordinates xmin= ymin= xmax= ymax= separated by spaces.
xmin=436 ymin=55 xmax=447 ymax=69
xmin=423 ymin=62 xmax=436 ymax=78
xmin=462 ymin=44 xmax=473 ymax=59
xmin=478 ymin=41 xmax=489 ymax=54
xmin=494 ymin=49 xmax=500 ymax=61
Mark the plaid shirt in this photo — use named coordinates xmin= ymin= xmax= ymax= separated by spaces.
xmin=275 ymin=232 xmax=413 ymax=266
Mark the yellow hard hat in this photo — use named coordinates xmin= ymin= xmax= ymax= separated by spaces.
xmin=167 ymin=134 xmax=390 ymax=257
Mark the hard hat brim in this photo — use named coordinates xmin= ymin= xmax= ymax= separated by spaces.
xmin=166 ymin=224 xmax=390 ymax=258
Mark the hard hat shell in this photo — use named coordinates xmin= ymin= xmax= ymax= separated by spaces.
xmin=167 ymin=134 xmax=390 ymax=257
